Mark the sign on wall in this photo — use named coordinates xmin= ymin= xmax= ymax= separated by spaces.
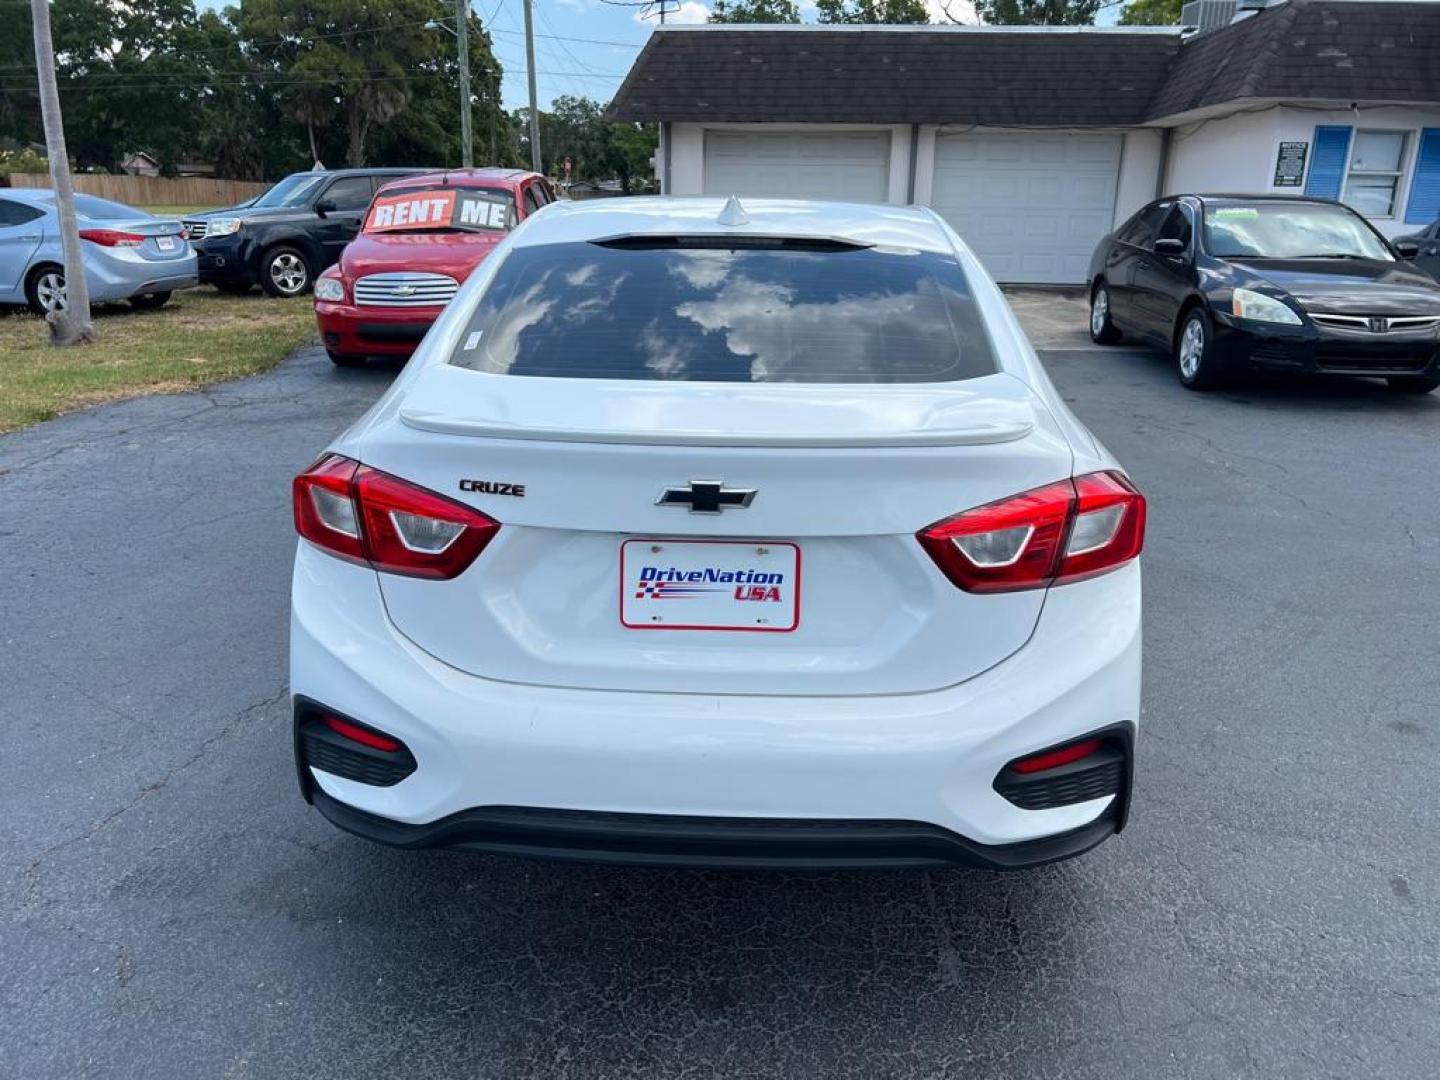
xmin=1274 ymin=141 xmax=1309 ymax=187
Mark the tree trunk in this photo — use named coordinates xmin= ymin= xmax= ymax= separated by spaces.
xmin=30 ymin=0 xmax=95 ymax=345
xmin=346 ymin=106 xmax=367 ymax=168
xmin=306 ymin=120 xmax=322 ymax=169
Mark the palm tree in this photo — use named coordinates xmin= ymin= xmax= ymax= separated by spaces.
xmin=30 ymin=0 xmax=95 ymax=344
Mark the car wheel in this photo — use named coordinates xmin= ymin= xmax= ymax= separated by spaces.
xmin=1175 ymin=308 xmax=1221 ymax=391
xmin=25 ymin=266 xmax=66 ymax=316
xmin=261 ymin=246 xmax=312 ymax=298
xmin=130 ymin=291 xmax=171 ymax=310
xmin=1089 ymin=282 xmax=1122 ymax=344
xmin=1385 ymin=374 xmax=1440 ymax=394
xmin=327 ymin=349 xmax=367 ymax=368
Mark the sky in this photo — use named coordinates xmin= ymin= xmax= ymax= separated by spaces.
xmin=488 ymin=0 xmax=998 ymax=112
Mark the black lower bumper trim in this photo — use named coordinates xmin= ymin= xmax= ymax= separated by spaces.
xmin=310 ymin=789 xmax=1120 ymax=871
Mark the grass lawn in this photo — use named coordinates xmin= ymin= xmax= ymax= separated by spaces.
xmin=142 ymin=205 xmax=214 ymax=218
xmin=0 ymin=288 xmax=316 ymax=434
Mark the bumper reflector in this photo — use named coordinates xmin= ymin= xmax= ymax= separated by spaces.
xmin=296 ymin=700 xmax=416 ymax=789
xmin=995 ymin=735 xmax=1125 ymax=811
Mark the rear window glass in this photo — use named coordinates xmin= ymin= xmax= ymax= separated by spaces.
xmin=447 ymin=240 xmax=997 ymax=383
xmin=365 ymin=187 xmax=514 ymax=234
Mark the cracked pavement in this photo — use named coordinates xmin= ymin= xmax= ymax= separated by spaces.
xmin=2 ymin=340 xmax=1439 ymax=1078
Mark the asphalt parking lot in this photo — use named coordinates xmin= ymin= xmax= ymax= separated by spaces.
xmin=3 ymin=311 xmax=1439 ymax=1079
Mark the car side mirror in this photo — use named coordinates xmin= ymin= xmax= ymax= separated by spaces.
xmin=1394 ymin=240 xmax=1420 ymax=258
xmin=1153 ymin=238 xmax=1187 ymax=258
xmin=315 ymin=199 xmax=336 ymax=217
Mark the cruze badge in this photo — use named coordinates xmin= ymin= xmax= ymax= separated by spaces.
xmin=656 ymin=480 xmax=757 ymax=514
xmin=460 ymin=479 xmax=525 ymax=496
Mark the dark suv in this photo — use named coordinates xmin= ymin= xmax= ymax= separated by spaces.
xmin=186 ymin=168 xmax=431 ymax=297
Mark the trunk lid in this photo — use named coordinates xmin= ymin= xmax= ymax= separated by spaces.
xmin=359 ymin=370 xmax=1074 ymax=696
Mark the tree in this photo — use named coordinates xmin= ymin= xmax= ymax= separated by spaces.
xmin=240 ymin=0 xmax=450 ymax=167
xmin=1119 ymin=0 xmax=1182 ymax=24
xmin=511 ymin=97 xmax=657 ymax=193
xmin=29 ymin=0 xmax=95 ymax=344
xmin=816 ymin=0 xmax=930 ymax=21
xmin=973 ymin=0 xmax=1100 ymax=23
xmin=707 ymin=0 xmax=802 ymax=22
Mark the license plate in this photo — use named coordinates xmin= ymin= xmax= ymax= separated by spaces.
xmin=156 ymin=236 xmax=177 ymax=251
xmin=620 ymin=539 xmax=800 ymax=632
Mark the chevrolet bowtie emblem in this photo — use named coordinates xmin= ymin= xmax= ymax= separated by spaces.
xmin=656 ymin=480 xmax=757 ymax=514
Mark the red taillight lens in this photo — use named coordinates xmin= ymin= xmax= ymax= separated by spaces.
xmin=918 ymin=470 xmax=1145 ymax=593
xmin=78 ymin=228 xmax=145 ymax=247
xmin=1010 ymin=737 xmax=1104 ymax=774
xmin=1057 ymin=471 xmax=1147 ymax=586
xmin=293 ymin=453 xmax=499 ymax=579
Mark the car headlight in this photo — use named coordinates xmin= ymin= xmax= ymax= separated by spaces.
xmin=206 ymin=217 xmax=242 ymax=238
xmin=314 ymin=276 xmax=346 ymax=303
xmin=1231 ymin=287 xmax=1302 ymax=326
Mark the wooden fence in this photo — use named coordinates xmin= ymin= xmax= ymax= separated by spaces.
xmin=4 ymin=173 xmax=269 ymax=208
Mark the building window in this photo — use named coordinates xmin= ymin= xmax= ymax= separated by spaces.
xmin=1344 ymin=130 xmax=1409 ymax=218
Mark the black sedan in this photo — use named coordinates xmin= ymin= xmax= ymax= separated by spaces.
xmin=1088 ymin=195 xmax=1440 ymax=394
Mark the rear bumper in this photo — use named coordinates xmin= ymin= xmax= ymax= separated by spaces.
xmin=1213 ymin=315 xmax=1440 ymax=377
xmin=309 ymin=785 xmax=1125 ymax=870
xmin=290 ymin=546 xmax=1143 ymax=866
xmin=86 ymin=251 xmax=198 ymax=302
xmin=315 ymin=301 xmax=440 ymax=358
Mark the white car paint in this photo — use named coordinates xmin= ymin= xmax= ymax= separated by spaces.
xmin=291 ymin=196 xmax=1143 ymax=868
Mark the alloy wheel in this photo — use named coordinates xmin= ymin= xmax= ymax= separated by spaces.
xmin=1090 ymin=289 xmax=1109 ymax=337
xmin=269 ymin=253 xmax=308 ymax=295
xmin=1178 ymin=318 xmax=1205 ymax=380
xmin=36 ymin=271 xmax=67 ymax=313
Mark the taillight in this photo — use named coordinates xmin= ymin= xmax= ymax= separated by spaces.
xmin=918 ymin=470 xmax=1145 ymax=593
xmin=77 ymin=228 xmax=145 ymax=247
xmin=293 ymin=453 xmax=499 ymax=579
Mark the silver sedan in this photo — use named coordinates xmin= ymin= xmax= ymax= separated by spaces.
xmin=0 ymin=189 xmax=198 ymax=314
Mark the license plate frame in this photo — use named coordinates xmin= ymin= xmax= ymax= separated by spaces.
xmin=620 ymin=538 xmax=801 ymax=632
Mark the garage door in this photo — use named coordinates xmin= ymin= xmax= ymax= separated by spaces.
xmin=703 ymin=131 xmax=891 ymax=203
xmin=930 ymin=133 xmax=1122 ymax=285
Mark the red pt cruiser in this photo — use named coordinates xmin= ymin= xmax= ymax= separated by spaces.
xmin=313 ymin=168 xmax=555 ymax=366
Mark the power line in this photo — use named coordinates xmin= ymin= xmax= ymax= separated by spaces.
xmin=0 ymin=67 xmax=627 ymax=95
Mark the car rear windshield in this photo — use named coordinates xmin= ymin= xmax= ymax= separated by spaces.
xmin=1204 ymin=203 xmax=1393 ymax=261
xmin=447 ymin=239 xmax=997 ymax=383
xmin=365 ymin=187 xmax=514 ymax=234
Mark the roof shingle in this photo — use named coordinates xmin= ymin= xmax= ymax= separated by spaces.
xmin=605 ymin=2 xmax=1440 ymax=128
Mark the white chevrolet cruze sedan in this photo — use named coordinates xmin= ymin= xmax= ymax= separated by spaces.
xmin=290 ymin=196 xmax=1146 ymax=870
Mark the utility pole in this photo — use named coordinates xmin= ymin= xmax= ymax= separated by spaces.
xmin=29 ymin=0 xmax=94 ymax=345
xmin=456 ymin=0 xmax=473 ymax=167
xmin=523 ymin=0 xmax=541 ymax=174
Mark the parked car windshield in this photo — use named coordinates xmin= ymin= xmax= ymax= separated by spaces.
xmin=1204 ymin=203 xmax=1393 ymax=261
xmin=251 ymin=174 xmax=327 ymax=209
xmin=364 ymin=187 xmax=514 ymax=234
xmin=448 ymin=240 xmax=997 ymax=383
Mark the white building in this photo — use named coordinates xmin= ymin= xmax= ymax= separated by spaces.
xmin=607 ymin=0 xmax=1440 ymax=284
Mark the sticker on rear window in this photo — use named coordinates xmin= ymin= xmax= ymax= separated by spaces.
xmin=463 ymin=331 xmax=483 ymax=351
xmin=366 ymin=189 xmax=513 ymax=233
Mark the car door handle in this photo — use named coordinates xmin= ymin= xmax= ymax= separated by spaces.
xmin=18 ymin=234 xmax=38 ymax=241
